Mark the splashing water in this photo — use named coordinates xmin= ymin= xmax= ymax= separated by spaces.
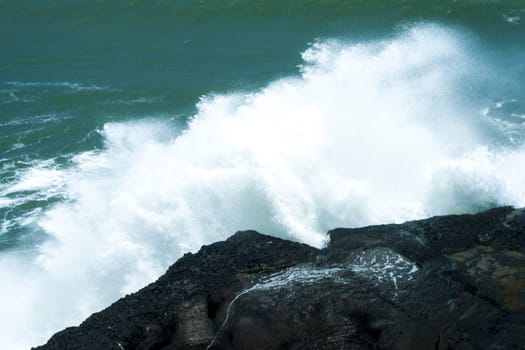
xmin=1 ymin=24 xmax=525 ymax=349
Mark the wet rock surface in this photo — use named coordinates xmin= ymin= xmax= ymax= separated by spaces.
xmin=35 ymin=207 xmax=525 ymax=350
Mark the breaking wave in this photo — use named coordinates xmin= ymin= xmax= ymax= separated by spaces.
xmin=1 ymin=24 xmax=524 ymax=349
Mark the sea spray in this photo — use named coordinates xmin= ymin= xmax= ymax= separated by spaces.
xmin=1 ymin=24 xmax=525 ymax=349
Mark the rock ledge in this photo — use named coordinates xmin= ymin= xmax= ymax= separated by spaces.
xmin=35 ymin=207 xmax=525 ymax=349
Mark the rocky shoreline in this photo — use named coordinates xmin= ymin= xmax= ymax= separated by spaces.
xmin=35 ymin=207 xmax=525 ymax=349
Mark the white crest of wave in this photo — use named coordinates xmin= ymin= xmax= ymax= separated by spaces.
xmin=1 ymin=24 xmax=524 ymax=349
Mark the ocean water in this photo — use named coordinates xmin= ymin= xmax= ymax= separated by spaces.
xmin=1 ymin=1 xmax=525 ymax=348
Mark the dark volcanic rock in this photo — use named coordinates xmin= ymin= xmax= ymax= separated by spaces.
xmin=35 ymin=207 xmax=525 ymax=350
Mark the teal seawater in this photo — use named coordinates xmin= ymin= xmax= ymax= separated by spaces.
xmin=0 ymin=1 xmax=525 ymax=348
xmin=1 ymin=0 xmax=524 ymax=158
xmin=1 ymin=1 xmax=524 ymax=249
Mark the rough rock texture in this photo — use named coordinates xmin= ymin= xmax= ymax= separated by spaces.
xmin=35 ymin=207 xmax=525 ymax=350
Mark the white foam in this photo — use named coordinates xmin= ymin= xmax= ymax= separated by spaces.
xmin=4 ymin=81 xmax=110 ymax=92
xmin=347 ymin=248 xmax=420 ymax=297
xmin=1 ymin=24 xmax=525 ymax=349
xmin=1 ymin=159 xmax=68 ymax=201
xmin=426 ymin=147 xmax=525 ymax=212
xmin=503 ymin=14 xmax=521 ymax=25
xmin=0 ymin=113 xmax=73 ymax=127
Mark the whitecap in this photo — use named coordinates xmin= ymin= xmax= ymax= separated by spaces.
xmin=3 ymin=81 xmax=111 ymax=92
xmin=1 ymin=23 xmax=525 ymax=350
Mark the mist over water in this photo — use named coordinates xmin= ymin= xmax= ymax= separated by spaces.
xmin=1 ymin=24 xmax=525 ymax=349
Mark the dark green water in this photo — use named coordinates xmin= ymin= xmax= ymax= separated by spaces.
xmin=1 ymin=1 xmax=524 ymax=348
xmin=1 ymin=1 xmax=524 ymax=161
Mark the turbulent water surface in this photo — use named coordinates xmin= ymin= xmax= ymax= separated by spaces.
xmin=1 ymin=1 xmax=525 ymax=348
